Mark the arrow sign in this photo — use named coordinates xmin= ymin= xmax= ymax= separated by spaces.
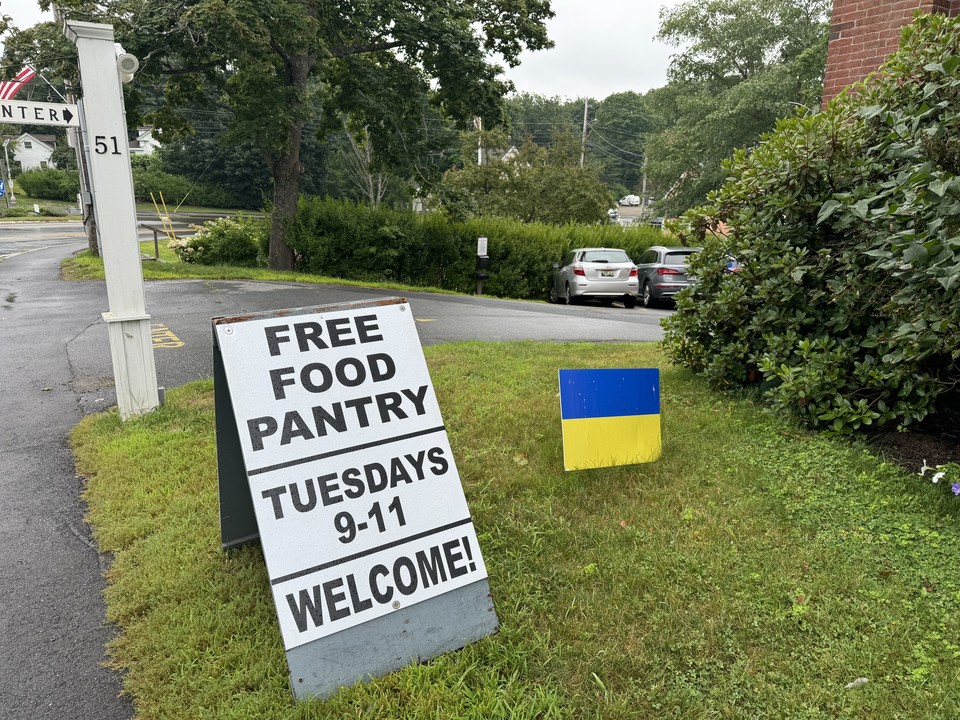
xmin=0 ymin=99 xmax=80 ymax=127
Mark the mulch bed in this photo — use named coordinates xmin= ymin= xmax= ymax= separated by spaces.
xmin=869 ymin=395 xmax=960 ymax=473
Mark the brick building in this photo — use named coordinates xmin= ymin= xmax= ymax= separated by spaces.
xmin=822 ymin=0 xmax=960 ymax=103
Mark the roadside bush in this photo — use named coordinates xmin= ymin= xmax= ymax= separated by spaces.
xmin=662 ymin=12 xmax=960 ymax=434
xmin=287 ymin=197 xmax=665 ymax=298
xmin=16 ymin=168 xmax=80 ymax=201
xmin=132 ymin=167 xmax=248 ymax=210
xmin=168 ymin=215 xmax=266 ymax=266
xmin=0 ymin=206 xmax=35 ymax=217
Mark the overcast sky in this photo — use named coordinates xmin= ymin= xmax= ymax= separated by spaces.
xmin=502 ymin=0 xmax=689 ymax=100
xmin=2 ymin=0 xmax=687 ymax=100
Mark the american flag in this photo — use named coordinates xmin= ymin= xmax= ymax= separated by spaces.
xmin=0 ymin=66 xmax=37 ymax=101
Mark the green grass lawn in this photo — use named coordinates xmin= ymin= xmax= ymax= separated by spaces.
xmin=72 ymin=342 xmax=960 ymax=719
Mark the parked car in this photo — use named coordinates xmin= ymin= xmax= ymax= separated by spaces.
xmin=635 ymin=245 xmax=701 ymax=307
xmin=549 ymin=247 xmax=640 ymax=308
xmin=618 ymin=194 xmax=641 ymax=206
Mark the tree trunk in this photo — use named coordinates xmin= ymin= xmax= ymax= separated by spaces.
xmin=85 ymin=212 xmax=99 ymax=256
xmin=267 ymin=54 xmax=311 ymax=271
xmin=267 ymin=120 xmax=303 ymax=271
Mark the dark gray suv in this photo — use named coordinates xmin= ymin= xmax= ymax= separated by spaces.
xmin=635 ymin=245 xmax=701 ymax=307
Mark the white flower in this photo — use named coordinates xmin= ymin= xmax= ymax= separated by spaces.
xmin=931 ymin=471 xmax=945 ymax=484
xmin=919 ymin=459 xmax=932 ymax=477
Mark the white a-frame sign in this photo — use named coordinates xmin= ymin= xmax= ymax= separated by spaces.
xmin=212 ymin=297 xmax=498 ymax=699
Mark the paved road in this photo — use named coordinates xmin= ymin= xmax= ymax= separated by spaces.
xmin=0 ymin=210 xmax=233 ymax=262
xmin=1 ymin=233 xmax=128 ymax=720
xmin=0 ymin=222 xmax=669 ymax=719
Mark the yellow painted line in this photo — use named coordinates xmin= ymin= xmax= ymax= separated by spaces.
xmin=415 ymin=318 xmax=436 ymax=323
xmin=151 ymin=323 xmax=184 ymax=349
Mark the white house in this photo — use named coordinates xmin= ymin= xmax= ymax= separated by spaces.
xmin=13 ymin=132 xmax=57 ymax=171
xmin=128 ymin=127 xmax=160 ymax=156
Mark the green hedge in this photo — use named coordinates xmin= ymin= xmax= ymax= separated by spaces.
xmin=662 ymin=12 xmax=960 ymax=435
xmin=288 ymin=197 xmax=666 ymax=299
xmin=168 ymin=215 xmax=267 ymax=266
xmin=131 ymin=168 xmax=248 ymax=209
xmin=16 ymin=168 xmax=80 ymax=201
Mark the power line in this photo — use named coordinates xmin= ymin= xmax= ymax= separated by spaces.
xmin=588 ymin=125 xmax=645 ymax=158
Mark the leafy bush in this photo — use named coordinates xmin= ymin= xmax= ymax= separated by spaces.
xmin=287 ymin=197 xmax=666 ymax=298
xmin=662 ymin=13 xmax=960 ymax=434
xmin=0 ymin=206 xmax=36 ymax=217
xmin=16 ymin=168 xmax=80 ymax=201
xmin=38 ymin=205 xmax=71 ymax=216
xmin=168 ymin=215 xmax=266 ymax=266
xmin=132 ymin=167 xmax=249 ymax=209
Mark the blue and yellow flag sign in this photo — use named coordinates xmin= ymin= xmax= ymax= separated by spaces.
xmin=558 ymin=368 xmax=661 ymax=471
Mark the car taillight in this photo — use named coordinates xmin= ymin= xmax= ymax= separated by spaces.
xmin=629 ymin=267 xmax=638 ymax=277
xmin=573 ymin=265 xmax=586 ymax=276
xmin=657 ymin=267 xmax=680 ymax=275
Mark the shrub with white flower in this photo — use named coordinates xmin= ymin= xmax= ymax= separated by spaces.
xmin=167 ymin=216 xmax=265 ymax=266
xmin=919 ymin=460 xmax=960 ymax=497
xmin=167 ymin=231 xmax=206 ymax=263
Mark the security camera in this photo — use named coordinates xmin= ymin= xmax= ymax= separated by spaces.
xmin=117 ymin=53 xmax=139 ymax=83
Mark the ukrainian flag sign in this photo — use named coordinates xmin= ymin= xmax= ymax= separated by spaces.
xmin=559 ymin=368 xmax=661 ymax=471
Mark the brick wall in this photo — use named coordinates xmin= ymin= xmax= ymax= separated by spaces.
xmin=822 ymin=0 xmax=960 ymax=104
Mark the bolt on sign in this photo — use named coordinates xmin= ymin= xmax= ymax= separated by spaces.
xmin=212 ymin=298 xmax=498 ymax=700
xmin=558 ymin=368 xmax=661 ymax=470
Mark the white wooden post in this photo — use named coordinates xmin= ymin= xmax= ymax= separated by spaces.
xmin=65 ymin=20 xmax=159 ymax=420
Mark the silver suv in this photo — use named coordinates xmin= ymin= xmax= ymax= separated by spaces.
xmin=549 ymin=247 xmax=640 ymax=308
xmin=635 ymin=245 xmax=701 ymax=307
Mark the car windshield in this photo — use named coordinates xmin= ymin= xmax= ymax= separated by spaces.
xmin=664 ymin=251 xmax=697 ymax=265
xmin=582 ymin=250 xmax=630 ymax=264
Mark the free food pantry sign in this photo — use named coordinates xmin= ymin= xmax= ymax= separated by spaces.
xmin=212 ymin=298 xmax=497 ymax=699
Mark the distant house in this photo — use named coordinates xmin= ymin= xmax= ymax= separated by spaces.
xmin=128 ymin=127 xmax=160 ymax=156
xmin=13 ymin=132 xmax=57 ymax=171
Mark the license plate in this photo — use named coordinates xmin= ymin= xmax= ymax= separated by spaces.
xmin=600 ymin=270 xmax=615 ymax=277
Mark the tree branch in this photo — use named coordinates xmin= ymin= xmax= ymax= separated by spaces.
xmin=330 ymin=40 xmax=404 ymax=58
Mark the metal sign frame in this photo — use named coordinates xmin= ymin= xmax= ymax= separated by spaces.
xmin=212 ymin=298 xmax=498 ymax=699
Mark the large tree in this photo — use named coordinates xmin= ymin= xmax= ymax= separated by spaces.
xmin=439 ymin=129 xmax=612 ymax=224
xmin=12 ymin=0 xmax=553 ymax=270
xmin=645 ymin=0 xmax=830 ymax=215
xmin=503 ymin=92 xmax=582 ymax=147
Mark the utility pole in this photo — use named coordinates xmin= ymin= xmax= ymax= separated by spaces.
xmin=475 ymin=116 xmax=483 ymax=166
xmin=0 ymin=144 xmax=9 ymax=208
xmin=579 ymin=98 xmax=589 ymax=168
xmin=640 ymin=172 xmax=648 ymax=221
xmin=65 ymin=19 xmax=159 ymax=420
xmin=52 ymin=3 xmax=99 ymax=255
xmin=2 ymin=139 xmax=15 ymax=205
xmin=65 ymin=79 xmax=98 ymax=255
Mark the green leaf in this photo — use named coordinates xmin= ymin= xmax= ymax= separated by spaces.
xmin=817 ymin=199 xmax=842 ymax=224
xmin=943 ymin=54 xmax=960 ymax=75
xmin=849 ymin=199 xmax=870 ymax=220
xmin=902 ymin=243 xmax=928 ymax=265
xmin=928 ymin=178 xmax=951 ymax=197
